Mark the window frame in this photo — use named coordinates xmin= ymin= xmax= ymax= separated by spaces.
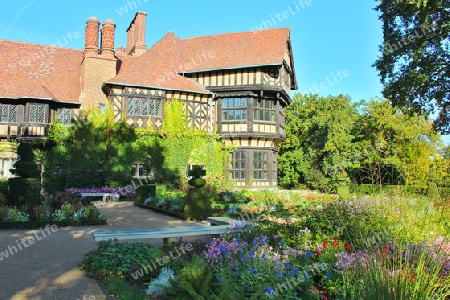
xmin=253 ymin=99 xmax=276 ymax=123
xmin=28 ymin=103 xmax=48 ymax=124
xmin=56 ymin=108 xmax=73 ymax=125
xmin=252 ymin=151 xmax=270 ymax=181
xmin=222 ymin=97 xmax=248 ymax=122
xmin=127 ymin=97 xmax=162 ymax=118
xmin=229 ymin=151 xmax=246 ymax=181
xmin=0 ymin=104 xmax=19 ymax=124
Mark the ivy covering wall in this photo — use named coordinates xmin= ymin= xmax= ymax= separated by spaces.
xmin=41 ymin=99 xmax=233 ymax=192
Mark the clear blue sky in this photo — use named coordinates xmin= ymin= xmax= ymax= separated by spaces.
xmin=1 ymin=0 xmax=448 ymax=143
xmin=1 ymin=0 xmax=383 ymax=102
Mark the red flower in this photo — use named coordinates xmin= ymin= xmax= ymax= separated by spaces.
xmin=323 ymin=238 xmax=328 ymax=249
xmin=344 ymin=241 xmax=352 ymax=253
xmin=332 ymin=237 xmax=339 ymax=247
xmin=409 ymin=274 xmax=416 ymax=281
xmin=316 ymin=250 xmax=321 ymax=257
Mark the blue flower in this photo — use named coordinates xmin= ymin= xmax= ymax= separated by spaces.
xmin=265 ymin=287 xmax=275 ymax=295
xmin=326 ymin=272 xmax=332 ymax=279
xmin=217 ymin=277 xmax=223 ymax=283
xmin=285 ymin=262 xmax=291 ymax=269
xmin=305 ymin=270 xmax=311 ymax=279
xmin=293 ymin=267 xmax=299 ymax=276
xmin=237 ymin=270 xmax=242 ymax=275
xmin=250 ymin=250 xmax=256 ymax=258
xmin=306 ymin=251 xmax=314 ymax=258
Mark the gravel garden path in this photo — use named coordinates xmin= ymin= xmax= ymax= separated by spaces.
xmin=0 ymin=201 xmax=207 ymax=300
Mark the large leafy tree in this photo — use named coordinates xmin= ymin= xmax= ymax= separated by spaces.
xmin=354 ymin=99 xmax=442 ymax=186
xmin=373 ymin=0 xmax=450 ymax=134
xmin=279 ymin=94 xmax=359 ymax=191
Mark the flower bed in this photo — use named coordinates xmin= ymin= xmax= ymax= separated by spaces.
xmin=82 ymin=190 xmax=450 ymax=299
xmin=0 ymin=191 xmax=106 ymax=229
xmin=65 ymin=186 xmax=136 ymax=199
xmin=137 ymin=190 xmax=186 ymax=217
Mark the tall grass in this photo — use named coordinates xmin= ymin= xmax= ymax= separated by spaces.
xmin=339 ymin=241 xmax=450 ymax=299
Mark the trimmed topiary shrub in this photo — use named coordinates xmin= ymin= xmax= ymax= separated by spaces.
xmin=184 ymin=165 xmax=211 ymax=221
xmin=8 ymin=142 xmax=41 ymax=207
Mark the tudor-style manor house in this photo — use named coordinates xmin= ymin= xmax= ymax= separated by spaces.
xmin=0 ymin=12 xmax=297 ymax=188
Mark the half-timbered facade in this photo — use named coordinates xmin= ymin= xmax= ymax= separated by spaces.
xmin=0 ymin=12 xmax=297 ymax=187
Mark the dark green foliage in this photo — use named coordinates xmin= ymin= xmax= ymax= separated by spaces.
xmin=183 ymin=188 xmax=211 ymax=221
xmin=373 ymin=0 xmax=450 ymax=134
xmin=188 ymin=165 xmax=206 ymax=178
xmin=427 ymin=182 xmax=441 ymax=203
xmin=102 ymin=277 xmax=149 ymax=300
xmin=135 ymin=184 xmax=156 ymax=204
xmin=0 ymin=179 xmax=8 ymax=206
xmin=8 ymin=142 xmax=41 ymax=206
xmin=184 ymin=165 xmax=211 ymax=220
xmin=188 ymin=177 xmax=206 ymax=188
xmin=7 ymin=178 xmax=41 ymax=207
xmin=10 ymin=142 xmax=40 ymax=178
xmin=43 ymin=101 xmax=232 ymax=193
xmin=350 ymin=184 xmax=381 ymax=195
xmin=80 ymin=240 xmax=163 ymax=280
xmin=164 ymin=256 xmax=248 ymax=300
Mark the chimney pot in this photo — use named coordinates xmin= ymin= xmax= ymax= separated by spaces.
xmin=84 ymin=16 xmax=100 ymax=57
xmin=100 ymin=19 xmax=116 ymax=57
xmin=126 ymin=12 xmax=147 ymax=56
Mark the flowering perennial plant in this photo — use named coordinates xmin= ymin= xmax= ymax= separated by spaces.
xmin=204 ymin=230 xmax=333 ymax=298
xmin=65 ymin=186 xmax=136 ymax=198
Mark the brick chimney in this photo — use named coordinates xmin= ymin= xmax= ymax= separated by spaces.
xmin=125 ymin=12 xmax=147 ymax=56
xmin=84 ymin=16 xmax=100 ymax=57
xmin=81 ymin=17 xmax=118 ymax=109
xmin=100 ymin=19 xmax=116 ymax=57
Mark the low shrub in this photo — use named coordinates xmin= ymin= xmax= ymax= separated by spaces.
xmin=135 ymin=184 xmax=156 ymax=204
xmin=80 ymin=241 xmax=163 ymax=281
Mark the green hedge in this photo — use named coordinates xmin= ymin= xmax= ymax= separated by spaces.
xmin=8 ymin=177 xmax=40 ymax=207
xmin=134 ymin=202 xmax=184 ymax=219
xmin=350 ymin=184 xmax=430 ymax=196
xmin=43 ymin=170 xmax=135 ymax=193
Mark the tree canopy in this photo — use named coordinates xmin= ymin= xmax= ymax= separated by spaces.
xmin=278 ymin=94 xmax=446 ymax=190
xmin=373 ymin=0 xmax=450 ymax=134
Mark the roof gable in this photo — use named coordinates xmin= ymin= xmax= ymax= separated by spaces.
xmin=108 ymin=32 xmax=209 ymax=93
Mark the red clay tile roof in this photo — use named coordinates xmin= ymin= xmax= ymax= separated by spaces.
xmin=181 ymin=27 xmax=291 ymax=72
xmin=1 ymin=27 xmax=294 ymax=100
xmin=0 ymin=40 xmax=83 ymax=103
xmin=108 ymin=32 xmax=210 ymax=93
xmin=108 ymin=27 xmax=293 ymax=92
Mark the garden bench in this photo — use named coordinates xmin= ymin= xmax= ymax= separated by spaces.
xmin=81 ymin=192 xmax=120 ymax=202
xmin=207 ymin=216 xmax=247 ymax=227
xmin=93 ymin=225 xmax=232 ymax=245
